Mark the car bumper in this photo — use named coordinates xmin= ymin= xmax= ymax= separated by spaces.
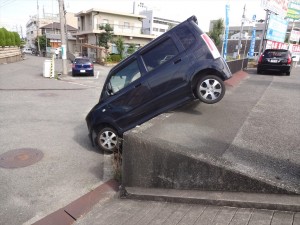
xmin=257 ymin=64 xmax=291 ymax=73
xmin=72 ymin=69 xmax=94 ymax=75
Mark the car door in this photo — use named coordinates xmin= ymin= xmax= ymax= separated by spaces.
xmin=141 ymin=34 xmax=191 ymax=109
xmin=104 ymin=58 xmax=153 ymax=130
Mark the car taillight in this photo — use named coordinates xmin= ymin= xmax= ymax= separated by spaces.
xmin=258 ymin=54 xmax=263 ymax=63
xmin=72 ymin=64 xmax=75 ymax=68
xmin=90 ymin=64 xmax=94 ymax=68
xmin=287 ymin=56 xmax=292 ymax=64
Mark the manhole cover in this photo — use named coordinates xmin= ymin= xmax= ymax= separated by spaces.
xmin=0 ymin=148 xmax=44 ymax=169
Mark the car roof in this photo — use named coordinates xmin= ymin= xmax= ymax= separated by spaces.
xmin=264 ymin=49 xmax=288 ymax=52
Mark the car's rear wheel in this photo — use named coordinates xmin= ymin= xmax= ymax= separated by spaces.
xmin=286 ymin=71 xmax=290 ymax=76
xmin=95 ymin=127 xmax=119 ymax=153
xmin=196 ymin=75 xmax=225 ymax=104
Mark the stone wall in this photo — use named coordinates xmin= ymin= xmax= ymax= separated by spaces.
xmin=0 ymin=47 xmax=22 ymax=64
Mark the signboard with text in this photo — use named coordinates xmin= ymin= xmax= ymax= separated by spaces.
xmin=290 ymin=30 xmax=300 ymax=42
xmin=265 ymin=40 xmax=289 ymax=50
xmin=266 ymin=14 xmax=288 ymax=43
xmin=261 ymin=0 xmax=289 ymax=17
xmin=287 ymin=0 xmax=300 ymax=20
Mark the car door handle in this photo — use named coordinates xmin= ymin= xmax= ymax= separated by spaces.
xmin=174 ymin=58 xmax=182 ymax=64
xmin=135 ymin=83 xmax=141 ymax=88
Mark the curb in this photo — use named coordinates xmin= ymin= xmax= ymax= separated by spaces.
xmin=123 ymin=187 xmax=300 ymax=212
xmin=32 ymin=179 xmax=119 ymax=225
xmin=225 ymin=70 xmax=249 ymax=87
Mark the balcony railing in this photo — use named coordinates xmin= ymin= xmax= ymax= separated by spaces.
xmin=97 ymin=23 xmax=142 ymax=35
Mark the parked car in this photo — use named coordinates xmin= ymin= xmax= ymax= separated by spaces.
xmin=257 ymin=49 xmax=294 ymax=75
xmin=72 ymin=57 xmax=94 ymax=76
xmin=22 ymin=48 xmax=33 ymax=54
xmin=86 ymin=15 xmax=232 ymax=152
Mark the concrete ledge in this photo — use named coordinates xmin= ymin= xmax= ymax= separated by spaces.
xmin=124 ymin=187 xmax=300 ymax=212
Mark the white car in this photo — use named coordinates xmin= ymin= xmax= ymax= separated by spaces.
xmin=22 ymin=48 xmax=33 ymax=54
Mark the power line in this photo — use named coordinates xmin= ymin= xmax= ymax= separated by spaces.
xmin=0 ymin=0 xmax=16 ymax=8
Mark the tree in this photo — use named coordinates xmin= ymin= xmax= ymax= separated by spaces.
xmin=126 ymin=43 xmax=136 ymax=56
xmin=114 ymin=36 xmax=125 ymax=58
xmin=0 ymin=29 xmax=5 ymax=47
xmin=98 ymin=24 xmax=113 ymax=50
xmin=13 ymin=32 xmax=21 ymax=47
xmin=208 ymin=18 xmax=224 ymax=47
xmin=9 ymin=32 xmax=15 ymax=46
xmin=35 ymin=35 xmax=50 ymax=51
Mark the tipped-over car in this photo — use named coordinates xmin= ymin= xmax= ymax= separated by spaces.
xmin=86 ymin=15 xmax=232 ymax=152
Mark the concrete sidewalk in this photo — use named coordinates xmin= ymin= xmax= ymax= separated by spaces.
xmin=75 ymin=194 xmax=300 ymax=225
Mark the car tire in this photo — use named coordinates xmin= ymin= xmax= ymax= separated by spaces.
xmin=257 ymin=69 xmax=262 ymax=74
xmin=196 ymin=75 xmax=225 ymax=104
xmin=95 ymin=127 xmax=119 ymax=153
xmin=286 ymin=71 xmax=290 ymax=76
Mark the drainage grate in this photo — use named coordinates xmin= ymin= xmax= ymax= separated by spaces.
xmin=0 ymin=148 xmax=44 ymax=169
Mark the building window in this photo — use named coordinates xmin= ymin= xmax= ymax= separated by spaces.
xmin=124 ymin=22 xmax=130 ymax=28
xmin=102 ymin=19 xmax=108 ymax=25
xmin=159 ymin=28 xmax=165 ymax=32
xmin=153 ymin=28 xmax=158 ymax=31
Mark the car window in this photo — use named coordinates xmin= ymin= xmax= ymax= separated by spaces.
xmin=142 ymin=38 xmax=179 ymax=71
xmin=109 ymin=60 xmax=141 ymax=94
xmin=175 ymin=25 xmax=196 ymax=49
xmin=74 ymin=58 xmax=90 ymax=64
xmin=264 ymin=51 xmax=288 ymax=58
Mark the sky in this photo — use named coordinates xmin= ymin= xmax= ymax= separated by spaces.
xmin=0 ymin=0 xmax=267 ymax=36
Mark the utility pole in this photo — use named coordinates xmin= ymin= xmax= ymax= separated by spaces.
xmin=37 ymin=0 xmax=41 ymax=54
xmin=237 ymin=4 xmax=246 ymax=59
xmin=58 ymin=0 xmax=68 ymax=75
xmin=258 ymin=10 xmax=270 ymax=58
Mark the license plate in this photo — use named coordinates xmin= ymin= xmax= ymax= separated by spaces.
xmin=270 ymin=59 xmax=277 ymax=63
xmin=80 ymin=70 xmax=86 ymax=73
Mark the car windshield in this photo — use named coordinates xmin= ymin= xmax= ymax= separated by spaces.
xmin=74 ymin=58 xmax=90 ymax=64
xmin=264 ymin=51 xmax=287 ymax=58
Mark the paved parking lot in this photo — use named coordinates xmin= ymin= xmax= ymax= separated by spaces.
xmin=0 ymin=56 xmax=114 ymax=225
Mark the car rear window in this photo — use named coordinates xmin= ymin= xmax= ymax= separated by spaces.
xmin=175 ymin=25 xmax=196 ymax=49
xmin=264 ymin=50 xmax=288 ymax=58
xmin=75 ymin=58 xmax=90 ymax=64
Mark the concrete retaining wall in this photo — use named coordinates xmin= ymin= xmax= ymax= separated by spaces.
xmin=122 ymin=132 xmax=292 ymax=194
xmin=0 ymin=47 xmax=22 ymax=64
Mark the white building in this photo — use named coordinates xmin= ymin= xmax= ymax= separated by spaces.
xmin=230 ymin=32 xmax=250 ymax=40
xmin=139 ymin=10 xmax=181 ymax=36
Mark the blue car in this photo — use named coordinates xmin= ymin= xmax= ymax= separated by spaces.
xmin=86 ymin=16 xmax=232 ymax=152
xmin=72 ymin=58 xmax=94 ymax=76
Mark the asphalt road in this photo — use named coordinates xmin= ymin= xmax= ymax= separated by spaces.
xmin=0 ymin=55 xmax=113 ymax=225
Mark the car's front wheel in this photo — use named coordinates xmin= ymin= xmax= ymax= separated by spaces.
xmin=95 ymin=127 xmax=120 ymax=153
xmin=196 ymin=75 xmax=225 ymax=104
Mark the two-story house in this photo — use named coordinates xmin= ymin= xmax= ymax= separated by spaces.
xmin=74 ymin=8 xmax=155 ymax=61
xmin=40 ymin=22 xmax=77 ymax=56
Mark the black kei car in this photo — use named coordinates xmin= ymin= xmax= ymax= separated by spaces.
xmin=257 ymin=49 xmax=294 ymax=75
xmin=86 ymin=15 xmax=232 ymax=152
